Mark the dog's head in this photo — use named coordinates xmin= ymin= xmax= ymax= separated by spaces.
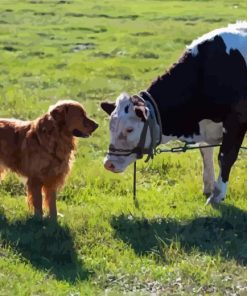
xmin=49 ymin=100 xmax=98 ymax=137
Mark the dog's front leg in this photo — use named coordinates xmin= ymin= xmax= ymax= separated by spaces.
xmin=27 ymin=178 xmax=43 ymax=217
xmin=43 ymin=186 xmax=57 ymax=219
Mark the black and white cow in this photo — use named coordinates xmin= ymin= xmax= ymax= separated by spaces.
xmin=101 ymin=22 xmax=247 ymax=204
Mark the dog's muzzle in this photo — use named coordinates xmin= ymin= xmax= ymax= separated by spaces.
xmin=73 ymin=129 xmax=89 ymax=138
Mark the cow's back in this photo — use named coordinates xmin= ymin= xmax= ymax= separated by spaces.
xmin=187 ymin=23 xmax=247 ymax=108
xmin=189 ymin=22 xmax=247 ymax=62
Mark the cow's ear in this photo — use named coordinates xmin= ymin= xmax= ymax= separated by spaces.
xmin=101 ymin=101 xmax=116 ymax=115
xmin=134 ymin=105 xmax=148 ymax=122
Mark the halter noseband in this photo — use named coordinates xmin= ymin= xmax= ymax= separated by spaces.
xmin=107 ymin=90 xmax=163 ymax=162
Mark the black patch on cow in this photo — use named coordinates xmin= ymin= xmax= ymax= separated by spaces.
xmin=147 ymin=35 xmax=247 ymax=137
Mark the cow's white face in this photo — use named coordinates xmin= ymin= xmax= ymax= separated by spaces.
xmin=101 ymin=93 xmax=151 ymax=173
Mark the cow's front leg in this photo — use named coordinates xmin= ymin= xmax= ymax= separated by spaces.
xmin=207 ymin=114 xmax=246 ymax=205
xmin=199 ymin=144 xmax=215 ymax=197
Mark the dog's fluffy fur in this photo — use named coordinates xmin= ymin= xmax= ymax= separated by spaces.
xmin=0 ymin=100 xmax=98 ymax=218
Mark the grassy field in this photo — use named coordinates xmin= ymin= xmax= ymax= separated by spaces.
xmin=0 ymin=0 xmax=247 ymax=295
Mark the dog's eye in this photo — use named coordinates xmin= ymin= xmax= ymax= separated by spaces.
xmin=126 ymin=128 xmax=133 ymax=133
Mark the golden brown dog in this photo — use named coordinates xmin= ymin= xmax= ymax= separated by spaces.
xmin=0 ymin=100 xmax=98 ymax=218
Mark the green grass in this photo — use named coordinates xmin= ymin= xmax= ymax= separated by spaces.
xmin=0 ymin=0 xmax=247 ymax=295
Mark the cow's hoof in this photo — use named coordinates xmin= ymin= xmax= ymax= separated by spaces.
xmin=206 ymin=189 xmax=225 ymax=205
xmin=205 ymin=181 xmax=226 ymax=206
xmin=204 ymin=191 xmax=212 ymax=198
xmin=206 ymin=195 xmax=224 ymax=206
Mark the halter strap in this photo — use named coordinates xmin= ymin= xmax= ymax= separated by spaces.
xmin=139 ymin=90 xmax=163 ymax=145
xmin=107 ymin=91 xmax=162 ymax=162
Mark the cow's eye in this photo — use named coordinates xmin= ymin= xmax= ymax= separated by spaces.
xmin=126 ymin=128 xmax=133 ymax=133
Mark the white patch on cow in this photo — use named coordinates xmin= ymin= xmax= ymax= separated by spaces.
xmin=162 ymin=119 xmax=223 ymax=145
xmin=188 ymin=21 xmax=247 ymax=65
xmin=109 ymin=93 xmax=148 ymax=147
xmin=198 ymin=119 xmax=223 ymax=144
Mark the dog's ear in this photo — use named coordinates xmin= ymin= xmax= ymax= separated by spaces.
xmin=134 ymin=105 xmax=148 ymax=122
xmin=37 ymin=115 xmax=55 ymax=134
xmin=49 ymin=104 xmax=68 ymax=123
xmin=35 ymin=115 xmax=57 ymax=151
xmin=101 ymin=101 xmax=116 ymax=115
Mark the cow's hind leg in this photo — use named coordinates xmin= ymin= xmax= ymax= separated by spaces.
xmin=207 ymin=112 xmax=247 ymax=205
xmin=199 ymin=144 xmax=215 ymax=197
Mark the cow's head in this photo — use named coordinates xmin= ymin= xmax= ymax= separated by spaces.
xmin=101 ymin=93 xmax=156 ymax=173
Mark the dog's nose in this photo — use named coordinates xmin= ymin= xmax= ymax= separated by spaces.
xmin=104 ymin=160 xmax=115 ymax=172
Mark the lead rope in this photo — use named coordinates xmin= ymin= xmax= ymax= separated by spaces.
xmin=132 ymin=143 xmax=247 ymax=207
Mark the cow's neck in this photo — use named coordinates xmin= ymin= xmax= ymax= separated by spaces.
xmin=147 ymin=51 xmax=200 ymax=137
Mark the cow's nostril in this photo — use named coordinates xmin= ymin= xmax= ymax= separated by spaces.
xmin=109 ymin=163 xmax=115 ymax=170
xmin=105 ymin=160 xmax=115 ymax=171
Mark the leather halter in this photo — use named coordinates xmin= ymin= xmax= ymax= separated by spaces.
xmin=107 ymin=90 xmax=162 ymax=162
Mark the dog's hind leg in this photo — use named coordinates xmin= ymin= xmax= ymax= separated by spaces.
xmin=43 ymin=186 xmax=57 ymax=219
xmin=27 ymin=178 xmax=43 ymax=217
xmin=0 ymin=165 xmax=6 ymax=180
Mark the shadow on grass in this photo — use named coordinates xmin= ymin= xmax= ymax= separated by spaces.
xmin=0 ymin=208 xmax=91 ymax=282
xmin=111 ymin=203 xmax=247 ymax=264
